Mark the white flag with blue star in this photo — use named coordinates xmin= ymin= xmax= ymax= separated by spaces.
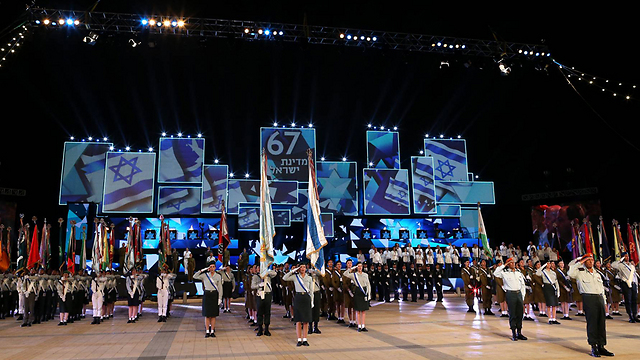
xmin=259 ymin=150 xmax=275 ymax=276
xmin=424 ymin=139 xmax=468 ymax=181
xmin=103 ymin=152 xmax=156 ymax=213
xmin=306 ymin=149 xmax=327 ymax=275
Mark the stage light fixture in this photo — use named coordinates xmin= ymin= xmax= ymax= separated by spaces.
xmin=380 ymin=126 xmax=385 ymax=130
xmin=368 ymin=124 xmax=372 ymax=128
xmin=360 ymin=36 xmax=365 ymax=40
xmin=321 ymin=157 xmax=325 ymax=161
xmin=148 ymin=19 xmax=156 ymax=26
xmin=244 ymin=28 xmax=250 ymax=33
xmin=177 ymin=20 xmax=185 ymax=27
xmin=163 ymin=20 xmax=171 ymax=27
xmin=214 ymin=159 xmax=219 ymax=164
xmin=51 ymin=22 xmax=56 ymax=26
xmin=58 ymin=19 xmax=65 ymax=25
xmin=244 ymin=173 xmax=250 ymax=178
xmin=366 ymin=37 xmax=371 ymax=41
xmin=264 ymin=29 xmax=270 ymax=35
xmin=369 ymin=162 xmax=374 ymax=167
xmin=291 ymin=122 xmax=296 ymax=127
xmin=278 ymin=31 xmax=283 ymax=35
xmin=148 ymin=147 xmax=153 ymax=152
xmin=437 ymin=42 xmax=442 ymax=46
xmin=171 ymin=21 xmax=178 ymax=27
xmin=70 ymin=136 xmax=74 ymax=140
xmin=43 ymin=19 xmax=50 ymax=25
xmin=419 ymin=150 xmax=424 ymax=154
xmin=83 ymin=32 xmax=99 ymax=45
xmin=258 ymin=29 xmax=264 ymax=35
xmin=347 ymin=34 xmax=352 ymax=40
xmin=461 ymin=45 xmax=466 ymax=49
xmin=440 ymin=134 xmax=444 ymax=138
xmin=342 ymin=157 xmax=347 ymax=162
xmin=103 ymin=137 xmax=108 ymax=141
xmin=177 ymin=132 xmax=183 ymax=137
xmin=273 ymin=122 xmax=278 ymax=126
xmin=128 ymin=39 xmax=141 ymax=47
xmin=229 ymin=172 xmax=235 ymax=178
xmin=109 ymin=146 xmax=115 ymax=151
xmin=440 ymin=61 xmax=449 ymax=69
xmin=372 ymin=36 xmax=377 ymax=41
xmin=393 ymin=126 xmax=398 ymax=130
xmin=74 ymin=20 xmax=80 ymax=25
xmin=141 ymin=19 xmax=148 ymax=25
xmin=161 ymin=132 xmax=167 ymax=136
xmin=457 ymin=135 xmax=461 ymax=138
xmin=340 ymin=33 xmax=345 ymax=39
xmin=125 ymin=146 xmax=131 ymax=151
xmin=425 ymin=134 xmax=429 ymax=138
xmin=88 ymin=136 xmax=93 ymax=141
xmin=475 ymin=175 xmax=479 ymax=179
xmin=197 ymin=133 xmax=202 ymax=138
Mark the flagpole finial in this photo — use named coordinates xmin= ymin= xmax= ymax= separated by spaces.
xmin=58 ymin=218 xmax=64 ymax=226
xmin=32 ymin=216 xmax=37 ymax=224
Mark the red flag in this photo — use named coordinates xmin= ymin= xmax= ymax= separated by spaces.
xmin=583 ymin=223 xmax=592 ymax=255
xmin=27 ymin=225 xmax=40 ymax=269
xmin=628 ymin=223 xmax=639 ymax=263
xmin=218 ymin=201 xmax=229 ymax=261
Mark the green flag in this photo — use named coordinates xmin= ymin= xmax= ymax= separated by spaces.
xmin=478 ymin=206 xmax=492 ymax=258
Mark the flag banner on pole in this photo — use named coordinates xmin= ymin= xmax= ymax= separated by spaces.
xmin=306 ymin=149 xmax=328 ymax=275
xmin=628 ymin=222 xmax=639 ymax=263
xmin=478 ymin=205 xmax=492 ymax=259
xmin=569 ymin=221 xmax=580 ymax=259
xmin=66 ymin=223 xmax=75 ymax=274
xmin=79 ymin=225 xmax=86 ymax=271
xmin=259 ymin=150 xmax=275 ymax=276
xmin=588 ymin=222 xmax=598 ymax=261
xmin=634 ymin=224 xmax=640 ymax=264
xmin=218 ymin=201 xmax=230 ymax=261
xmin=598 ymin=217 xmax=611 ymax=261
xmin=582 ymin=222 xmax=592 ymax=255
xmin=27 ymin=224 xmax=40 ymax=269
xmin=124 ymin=218 xmax=135 ymax=273
xmin=92 ymin=220 xmax=102 ymax=273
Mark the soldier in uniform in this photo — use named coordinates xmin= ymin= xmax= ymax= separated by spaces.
xmin=417 ymin=263 xmax=426 ymax=300
xmin=375 ymin=264 xmax=385 ymax=301
xmin=461 ymin=260 xmax=475 ymax=312
xmin=343 ymin=262 xmax=371 ymax=332
xmin=91 ymin=270 xmax=108 ymax=324
xmin=494 ymin=258 xmax=527 ymax=341
xmin=570 ymin=263 xmax=586 ymax=317
xmin=56 ymin=270 xmax=73 ymax=326
xmin=282 ymin=263 xmax=313 ymax=347
xmin=556 ymin=260 xmax=573 ymax=320
xmin=382 ymin=263 xmax=392 ymax=302
xmin=522 ymin=260 xmax=535 ymax=320
xmin=532 ymin=261 xmax=547 ymax=317
xmin=343 ymin=259 xmax=356 ymax=327
xmin=323 ymin=260 xmax=336 ymax=320
xmin=611 ymin=252 xmax=638 ymax=322
xmin=332 ymin=261 xmax=345 ymax=323
xmin=494 ymin=259 xmax=508 ymax=317
xmin=424 ymin=264 xmax=434 ymax=301
xmin=252 ymin=263 xmax=277 ymax=336
xmin=595 ymin=260 xmax=614 ymax=319
xmin=281 ymin=263 xmax=294 ymax=319
xmin=194 ymin=261 xmax=223 ymax=338
xmin=156 ymin=267 xmax=175 ymax=322
xmin=604 ymin=261 xmax=622 ymax=316
xmin=400 ymin=264 xmax=409 ymax=301
xmin=568 ymin=254 xmax=614 ymax=357
xmin=478 ymin=259 xmax=494 ymax=315
xmin=537 ymin=260 xmax=561 ymax=324
xmin=391 ymin=263 xmax=400 ymax=301
xmin=434 ymin=263 xmax=444 ymax=302
xmin=21 ymin=268 xmax=38 ymax=327
xmin=308 ymin=264 xmax=323 ymax=334
xmin=220 ymin=265 xmax=235 ymax=313
xmin=408 ymin=263 xmax=418 ymax=302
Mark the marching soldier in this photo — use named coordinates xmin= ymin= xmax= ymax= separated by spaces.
xmin=252 ymin=263 xmax=277 ymax=337
xmin=568 ymin=254 xmax=614 ymax=357
xmin=343 ymin=262 xmax=371 ymax=332
xmin=90 ymin=271 xmax=108 ymax=324
xmin=332 ymin=261 xmax=346 ymax=323
xmin=156 ymin=267 xmax=175 ymax=322
xmin=611 ymin=252 xmax=637 ymax=322
xmin=343 ymin=259 xmax=356 ymax=327
xmin=494 ymin=258 xmax=527 ymax=341
xmin=604 ymin=261 xmax=622 ymax=316
xmin=478 ymin=260 xmax=494 ymax=315
xmin=434 ymin=263 xmax=444 ymax=302
xmin=461 ymin=260 xmax=475 ymax=312
xmin=21 ymin=268 xmax=38 ymax=327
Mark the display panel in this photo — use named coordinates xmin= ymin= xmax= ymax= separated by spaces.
xmin=59 ymin=142 xmax=112 ymax=205
xmin=410 ymin=156 xmax=436 ymax=214
xmin=227 ymin=179 xmax=299 ymax=214
xmin=317 ymin=161 xmax=358 ymax=216
xmin=346 ymin=218 xmax=463 ymax=248
xmin=238 ymin=204 xmax=291 ymax=230
xmin=202 ymin=164 xmax=228 ymax=214
xmin=434 ymin=181 xmax=495 ymax=205
xmin=157 ymin=186 xmax=202 ymax=215
xmin=366 ymin=130 xmax=400 ymax=169
xmin=530 ymin=200 xmax=602 ymax=249
xmin=291 ymin=188 xmax=308 ymax=222
xmin=434 ymin=205 xmax=462 ymax=217
xmin=260 ymin=127 xmax=316 ymax=182
xmin=66 ymin=203 xmax=90 ymax=252
xmin=321 ymin=213 xmax=334 ymax=238
xmin=158 ymin=138 xmax=205 ymax=183
xmin=363 ymin=168 xmax=410 ymax=215
xmin=424 ymin=139 xmax=468 ymax=181
xmin=102 ymin=152 xmax=156 ymax=213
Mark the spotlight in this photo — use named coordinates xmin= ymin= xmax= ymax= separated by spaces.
xmin=457 ymin=135 xmax=461 ymax=139
xmin=320 ymin=157 xmax=325 ymax=161
xmin=197 ymin=133 xmax=202 ymax=138
xmin=244 ymin=173 xmax=250 ymax=178
xmin=278 ymin=31 xmax=283 ymax=35
xmin=74 ymin=20 xmax=80 ymax=26
xmin=70 ymin=136 xmax=75 ymax=140
xmin=369 ymin=162 xmax=374 ymax=167
xmin=109 ymin=146 xmax=115 ymax=151
xmin=291 ymin=122 xmax=296 ymax=127
xmin=148 ymin=19 xmax=156 ymax=26
xmin=43 ymin=19 xmax=50 ymax=25
xmin=380 ymin=126 xmax=385 ymax=130
xmin=366 ymin=37 xmax=371 ymax=41
xmin=439 ymin=134 xmax=444 ymax=138
xmin=148 ymin=147 xmax=153 ymax=152
xmin=393 ymin=126 xmax=398 ymax=131
xmin=141 ymin=19 xmax=148 ymax=25
xmin=425 ymin=134 xmax=429 ymax=138
xmin=372 ymin=36 xmax=377 ymax=41
xmin=342 ymin=157 xmax=347 ymax=162
xmin=83 ymin=32 xmax=99 ymax=45
xmin=58 ymin=19 xmax=65 ymax=25
xmin=264 ymin=29 xmax=270 ymax=35
xmin=125 ymin=146 xmax=131 ymax=151
xmin=475 ymin=175 xmax=479 ymax=179
xmin=214 ymin=159 xmax=219 ymax=164
xmin=103 ymin=137 xmax=108 ymax=141
xmin=177 ymin=132 xmax=183 ymax=137
xmin=347 ymin=34 xmax=352 ymax=40
xmin=419 ymin=150 xmax=424 ymax=155
xmin=177 ymin=20 xmax=185 ymax=27
xmin=340 ymin=33 xmax=345 ymax=39
xmin=367 ymin=124 xmax=372 ymax=128
xmin=360 ymin=36 xmax=365 ymax=40
xmin=308 ymin=123 xmax=313 ymax=128
xmin=163 ymin=20 xmax=171 ymax=27
xmin=161 ymin=132 xmax=167 ymax=136
xmin=171 ymin=21 xmax=178 ymax=27
xmin=88 ymin=136 xmax=93 ymax=141
xmin=244 ymin=28 xmax=250 ymax=34
xmin=258 ymin=29 xmax=264 ymax=35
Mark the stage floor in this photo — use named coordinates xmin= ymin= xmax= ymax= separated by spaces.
xmin=1 ymin=295 xmax=638 ymax=360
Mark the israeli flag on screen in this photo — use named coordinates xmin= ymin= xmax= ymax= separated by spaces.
xmin=159 ymin=138 xmax=204 ymax=182
xmin=424 ymin=139 xmax=468 ymax=181
xmin=103 ymin=153 xmax=155 ymax=212
xmin=158 ymin=187 xmax=201 ymax=215
xmin=384 ymin=172 xmax=410 ymax=209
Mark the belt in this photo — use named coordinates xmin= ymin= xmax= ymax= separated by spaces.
xmin=506 ymin=290 xmax=520 ymax=293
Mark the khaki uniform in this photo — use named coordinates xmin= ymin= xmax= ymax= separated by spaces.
xmin=461 ymin=267 xmax=474 ymax=309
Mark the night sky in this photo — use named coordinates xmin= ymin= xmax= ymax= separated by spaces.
xmin=1 ymin=1 xmax=639 ymax=249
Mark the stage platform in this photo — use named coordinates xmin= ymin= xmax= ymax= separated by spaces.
xmin=1 ymin=295 xmax=638 ymax=360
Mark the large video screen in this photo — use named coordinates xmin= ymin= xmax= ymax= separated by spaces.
xmin=291 ymin=188 xmax=308 ymax=222
xmin=65 ymin=203 xmax=91 ymax=253
xmin=363 ymin=168 xmax=410 ymax=215
xmin=411 ymin=156 xmax=436 ymax=214
xmin=424 ymin=139 xmax=469 ymax=181
xmin=158 ymin=138 xmax=204 ymax=183
xmin=227 ymin=179 xmax=299 ymax=214
xmin=367 ymin=130 xmax=400 ymax=169
xmin=435 ymin=181 xmax=495 ymax=205
xmin=530 ymin=200 xmax=602 ymax=249
xmin=102 ymin=152 xmax=156 ymax=213
xmin=317 ymin=161 xmax=358 ymax=216
xmin=260 ymin=127 xmax=316 ymax=182
xmin=59 ymin=142 xmax=112 ymax=205
xmin=157 ymin=187 xmax=202 ymax=215
xmin=202 ymin=164 xmax=228 ymax=214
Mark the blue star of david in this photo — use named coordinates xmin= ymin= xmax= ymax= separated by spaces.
xmin=420 ymin=176 xmax=432 ymax=187
xmin=208 ymin=195 xmax=224 ymax=209
xmin=401 ymin=232 xmax=409 ymax=239
xmin=435 ymin=159 xmax=456 ymax=179
xmin=363 ymin=232 xmax=371 ymax=240
xmin=166 ymin=199 xmax=186 ymax=211
xmin=109 ymin=156 xmax=142 ymax=185
xmin=398 ymin=190 xmax=407 ymax=199
xmin=456 ymin=232 xmax=463 ymax=239
xmin=188 ymin=232 xmax=198 ymax=240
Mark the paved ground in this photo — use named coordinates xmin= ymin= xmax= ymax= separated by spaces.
xmin=1 ymin=295 xmax=638 ymax=359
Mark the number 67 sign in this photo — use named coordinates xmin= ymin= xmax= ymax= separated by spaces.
xmin=260 ymin=127 xmax=316 ymax=182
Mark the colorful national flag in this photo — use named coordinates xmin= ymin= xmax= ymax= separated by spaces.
xmin=598 ymin=217 xmax=611 ymax=261
xmin=306 ymin=149 xmax=327 ymax=275
xmin=478 ymin=205 xmax=492 ymax=259
xmin=259 ymin=150 xmax=275 ymax=275
xmin=218 ymin=201 xmax=230 ymax=262
xmin=92 ymin=220 xmax=103 ymax=273
xmin=628 ymin=222 xmax=639 ymax=263
xmin=27 ymin=224 xmax=40 ymax=269
xmin=123 ymin=218 xmax=136 ymax=273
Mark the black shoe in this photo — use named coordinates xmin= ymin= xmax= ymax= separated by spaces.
xmin=361 ymin=327 xmax=368 ymax=332
xmin=205 ymin=333 xmax=210 ymax=338
xmin=308 ymin=327 xmax=313 ymax=334
xmin=629 ymin=319 xmax=636 ymax=323
xmin=348 ymin=323 xmax=356 ymax=328
xmin=127 ymin=319 xmax=132 ymax=323
xmin=612 ymin=312 xmax=622 ymax=316
xmin=337 ymin=319 xmax=345 ymax=324
xmin=302 ymin=340 xmax=309 ymax=346
xmin=538 ymin=313 xmax=548 ymax=318
xmin=500 ymin=314 xmax=509 ymax=318
xmin=576 ymin=313 xmax=585 ymax=316
xmin=256 ymin=326 xmax=264 ymax=336
xmin=296 ymin=341 xmax=302 ymax=347
xmin=264 ymin=328 xmax=271 ymax=336
xmin=485 ymin=310 xmax=495 ymax=316
xmin=158 ymin=317 xmax=163 ymax=322
xmin=357 ymin=328 xmax=361 ymax=332
xmin=16 ymin=315 xmax=23 ymax=321
xmin=562 ymin=316 xmax=572 ymax=320
xmin=590 ymin=346 xmax=601 ymax=357
xmin=313 ymin=327 xmax=321 ymax=334
xmin=58 ymin=322 xmax=64 ymax=326
xmin=598 ymin=346 xmax=614 ymax=357
xmin=511 ymin=335 xmax=518 ymax=341
xmin=91 ymin=318 xmax=99 ymax=325
xmin=467 ymin=308 xmax=475 ymax=313
xmin=554 ymin=320 xmax=561 ymax=325
xmin=517 ymin=334 xmax=527 ymax=340
xmin=605 ymin=315 xmax=613 ymax=320
xmin=20 ymin=323 xmax=28 ymax=327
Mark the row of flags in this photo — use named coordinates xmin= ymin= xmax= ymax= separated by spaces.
xmin=565 ymin=217 xmax=640 ymax=263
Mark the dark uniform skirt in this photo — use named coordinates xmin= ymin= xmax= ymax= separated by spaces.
xmin=107 ymin=288 xmax=117 ymax=304
xmin=127 ymin=290 xmax=140 ymax=306
xmin=293 ymin=292 xmax=312 ymax=323
xmin=59 ymin=294 xmax=72 ymax=313
xmin=202 ymin=290 xmax=219 ymax=317
xmin=543 ymin=284 xmax=559 ymax=307
xmin=222 ymin=282 xmax=233 ymax=299
xmin=353 ymin=287 xmax=370 ymax=311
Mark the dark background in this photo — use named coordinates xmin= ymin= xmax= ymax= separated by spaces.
xmin=1 ymin=1 xmax=638 ymax=253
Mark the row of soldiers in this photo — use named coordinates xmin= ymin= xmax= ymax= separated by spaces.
xmin=0 ymin=267 xmax=120 ymax=326
xmin=461 ymin=255 xmax=640 ymax=323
